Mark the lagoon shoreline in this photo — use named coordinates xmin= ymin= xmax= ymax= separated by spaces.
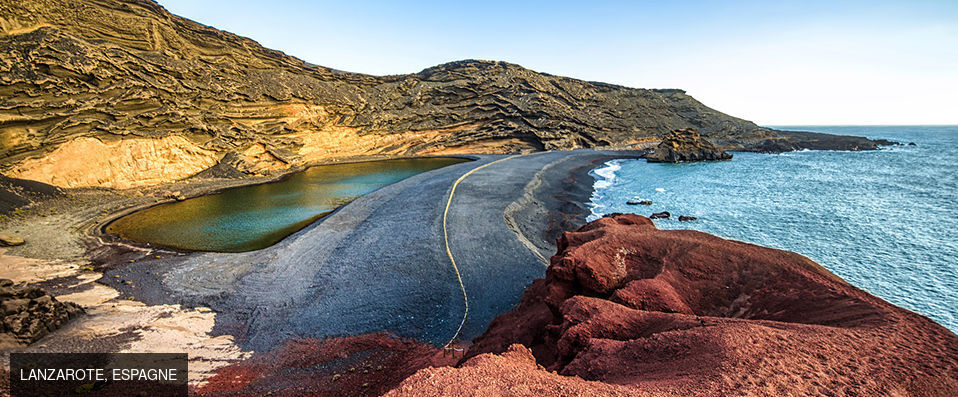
xmin=100 ymin=149 xmax=648 ymax=351
xmin=0 ymin=149 xmax=646 ymax=383
xmin=2 ymin=145 xmax=957 ymax=395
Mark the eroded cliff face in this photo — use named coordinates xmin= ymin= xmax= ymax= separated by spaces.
xmin=0 ymin=0 xmax=878 ymax=188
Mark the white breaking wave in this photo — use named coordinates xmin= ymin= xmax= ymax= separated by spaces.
xmin=591 ymin=160 xmax=621 ymax=189
xmin=586 ymin=159 xmax=624 ymax=221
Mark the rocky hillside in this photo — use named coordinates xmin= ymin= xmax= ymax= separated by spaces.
xmin=1 ymin=0 xmax=888 ymax=188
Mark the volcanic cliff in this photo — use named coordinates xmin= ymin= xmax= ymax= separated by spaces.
xmin=1 ymin=0 xmax=890 ymax=189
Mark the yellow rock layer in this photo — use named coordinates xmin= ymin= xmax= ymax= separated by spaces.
xmin=290 ymin=123 xmax=483 ymax=162
xmin=10 ymin=136 xmax=218 ymax=189
xmin=7 ymin=122 xmax=503 ymax=189
xmin=239 ymin=143 xmax=287 ymax=175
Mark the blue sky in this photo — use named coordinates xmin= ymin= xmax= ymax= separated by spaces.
xmin=158 ymin=0 xmax=958 ymax=125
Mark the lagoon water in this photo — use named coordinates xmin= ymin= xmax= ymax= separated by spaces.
xmin=587 ymin=126 xmax=958 ymax=333
xmin=107 ymin=157 xmax=468 ymax=252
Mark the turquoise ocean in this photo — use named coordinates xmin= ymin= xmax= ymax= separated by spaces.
xmin=587 ymin=126 xmax=958 ymax=333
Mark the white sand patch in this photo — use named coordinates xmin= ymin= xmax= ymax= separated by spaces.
xmin=0 ymin=249 xmax=78 ymax=282
xmin=1 ymin=251 xmax=251 ymax=385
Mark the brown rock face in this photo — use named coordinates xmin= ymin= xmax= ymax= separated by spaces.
xmin=0 ymin=279 xmax=83 ymax=347
xmin=397 ymin=214 xmax=958 ymax=396
xmin=0 ymin=0 xmax=889 ymax=188
xmin=644 ymin=128 xmax=733 ymax=163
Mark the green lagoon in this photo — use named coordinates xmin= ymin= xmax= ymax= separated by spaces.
xmin=106 ymin=157 xmax=469 ymax=252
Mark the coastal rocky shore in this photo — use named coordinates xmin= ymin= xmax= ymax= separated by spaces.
xmin=0 ymin=145 xmax=951 ymax=395
xmin=0 ymin=0 xmax=940 ymax=395
xmin=193 ymin=213 xmax=958 ymax=395
xmin=390 ymin=214 xmax=958 ymax=396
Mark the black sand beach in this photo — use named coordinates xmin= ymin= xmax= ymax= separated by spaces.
xmin=99 ymin=149 xmax=644 ymax=351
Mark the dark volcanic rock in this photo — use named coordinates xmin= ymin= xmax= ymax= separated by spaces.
xmin=427 ymin=214 xmax=958 ymax=396
xmin=650 ymin=211 xmax=670 ymax=219
xmin=0 ymin=174 xmax=61 ymax=214
xmin=195 ymin=333 xmax=458 ymax=396
xmin=715 ymin=131 xmax=899 ymax=153
xmin=644 ymin=128 xmax=733 ymax=163
xmin=0 ymin=279 xmax=83 ymax=347
xmin=776 ymin=131 xmax=898 ymax=151
xmin=626 ymin=200 xmax=652 ymax=206
xmin=678 ymin=215 xmax=696 ymax=221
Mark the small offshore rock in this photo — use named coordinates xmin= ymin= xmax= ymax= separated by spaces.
xmin=678 ymin=215 xmax=697 ymax=221
xmin=0 ymin=233 xmax=25 ymax=246
xmin=650 ymin=211 xmax=671 ymax=219
xmin=627 ymin=200 xmax=653 ymax=205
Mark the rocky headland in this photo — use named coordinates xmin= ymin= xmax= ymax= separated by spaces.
xmin=189 ymin=213 xmax=958 ymax=395
xmin=644 ymin=128 xmax=732 ymax=163
xmin=1 ymin=0 xmax=892 ymax=191
xmin=389 ymin=214 xmax=958 ymax=396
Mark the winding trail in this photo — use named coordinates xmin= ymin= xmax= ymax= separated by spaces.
xmin=442 ymin=154 xmax=520 ymax=347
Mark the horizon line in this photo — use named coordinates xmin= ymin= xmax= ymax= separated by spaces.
xmin=763 ymin=124 xmax=958 ymax=127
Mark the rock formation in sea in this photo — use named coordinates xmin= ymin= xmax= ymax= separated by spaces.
xmin=0 ymin=0 xmax=891 ymax=189
xmin=390 ymin=214 xmax=958 ymax=396
xmin=644 ymin=128 xmax=733 ymax=163
xmin=0 ymin=278 xmax=83 ymax=348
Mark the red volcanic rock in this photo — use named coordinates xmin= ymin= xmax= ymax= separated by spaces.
xmin=194 ymin=333 xmax=458 ymax=396
xmin=386 ymin=344 xmax=634 ymax=396
xmin=393 ymin=214 xmax=958 ymax=396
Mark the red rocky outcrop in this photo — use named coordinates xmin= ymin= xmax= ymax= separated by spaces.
xmin=393 ymin=214 xmax=958 ymax=396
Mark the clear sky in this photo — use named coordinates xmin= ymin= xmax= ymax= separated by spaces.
xmin=158 ymin=0 xmax=958 ymax=125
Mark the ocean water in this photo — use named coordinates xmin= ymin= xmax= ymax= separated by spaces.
xmin=587 ymin=126 xmax=958 ymax=333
